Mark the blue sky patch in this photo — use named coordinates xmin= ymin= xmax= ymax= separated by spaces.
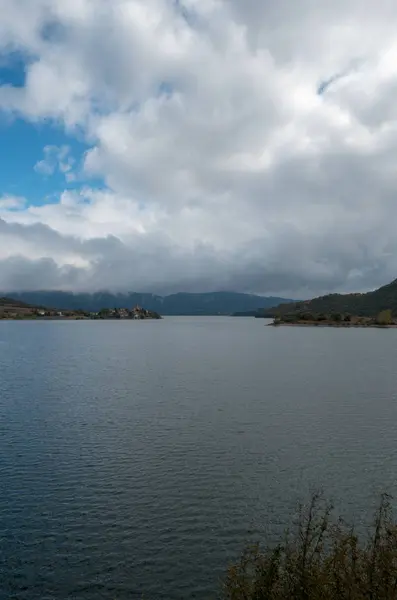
xmin=0 ymin=50 xmax=32 ymax=88
xmin=0 ymin=117 xmax=92 ymax=206
xmin=0 ymin=50 xmax=107 ymax=207
xmin=317 ymin=73 xmax=344 ymax=95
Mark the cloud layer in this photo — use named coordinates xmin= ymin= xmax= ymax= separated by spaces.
xmin=1 ymin=0 xmax=397 ymax=295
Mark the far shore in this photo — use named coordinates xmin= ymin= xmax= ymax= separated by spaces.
xmin=0 ymin=316 xmax=161 ymax=321
xmin=269 ymin=321 xmax=397 ymax=328
xmin=1 ymin=316 xmax=90 ymax=321
xmin=0 ymin=304 xmax=162 ymax=321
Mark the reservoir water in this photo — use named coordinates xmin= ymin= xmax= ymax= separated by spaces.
xmin=1 ymin=317 xmax=397 ymax=599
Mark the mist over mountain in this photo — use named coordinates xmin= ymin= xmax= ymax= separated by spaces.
xmin=11 ymin=279 xmax=397 ymax=318
xmin=7 ymin=291 xmax=294 ymax=316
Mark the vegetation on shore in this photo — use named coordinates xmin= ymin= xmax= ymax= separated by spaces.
xmin=93 ymin=306 xmax=162 ymax=320
xmin=223 ymin=493 xmax=397 ymax=600
xmin=261 ymin=278 xmax=397 ymax=319
xmin=0 ymin=297 xmax=161 ymax=320
xmin=271 ymin=309 xmax=395 ymax=327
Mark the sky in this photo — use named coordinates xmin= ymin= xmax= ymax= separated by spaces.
xmin=1 ymin=0 xmax=397 ymax=297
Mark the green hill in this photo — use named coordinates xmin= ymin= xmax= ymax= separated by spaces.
xmin=0 ymin=297 xmax=33 ymax=308
xmin=262 ymin=278 xmax=397 ymax=318
xmin=0 ymin=296 xmax=44 ymax=318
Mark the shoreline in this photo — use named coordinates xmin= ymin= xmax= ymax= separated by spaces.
xmin=0 ymin=318 xmax=161 ymax=321
xmin=0 ymin=316 xmax=162 ymax=321
xmin=269 ymin=322 xmax=397 ymax=328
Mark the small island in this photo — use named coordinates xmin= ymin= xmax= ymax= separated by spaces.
xmin=0 ymin=298 xmax=162 ymax=320
xmin=270 ymin=309 xmax=396 ymax=328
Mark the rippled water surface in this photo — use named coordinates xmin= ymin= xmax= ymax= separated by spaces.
xmin=1 ymin=317 xmax=397 ymax=599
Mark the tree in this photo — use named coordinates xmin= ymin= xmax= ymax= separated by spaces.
xmin=331 ymin=313 xmax=342 ymax=322
xmin=376 ymin=309 xmax=393 ymax=325
xmin=282 ymin=314 xmax=298 ymax=323
xmin=300 ymin=312 xmax=314 ymax=321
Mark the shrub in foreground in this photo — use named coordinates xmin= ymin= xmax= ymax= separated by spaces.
xmin=223 ymin=493 xmax=397 ymax=600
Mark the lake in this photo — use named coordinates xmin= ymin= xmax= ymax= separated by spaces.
xmin=1 ymin=317 xmax=397 ymax=599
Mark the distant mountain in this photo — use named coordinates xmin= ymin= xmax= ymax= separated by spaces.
xmin=0 ymin=296 xmax=44 ymax=318
xmin=261 ymin=278 xmax=397 ymax=318
xmin=0 ymin=296 xmax=38 ymax=309
xmin=7 ymin=291 xmax=295 ymax=316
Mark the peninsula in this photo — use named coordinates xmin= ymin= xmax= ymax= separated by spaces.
xmin=260 ymin=277 xmax=397 ymax=320
xmin=0 ymin=298 xmax=162 ymax=320
xmin=270 ymin=309 xmax=396 ymax=327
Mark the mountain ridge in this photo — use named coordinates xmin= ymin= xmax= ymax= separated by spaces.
xmin=5 ymin=291 xmax=294 ymax=316
xmin=0 ymin=297 xmax=38 ymax=309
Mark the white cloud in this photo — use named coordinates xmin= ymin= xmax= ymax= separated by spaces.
xmin=34 ymin=144 xmax=74 ymax=177
xmin=0 ymin=0 xmax=397 ymax=295
xmin=0 ymin=195 xmax=26 ymax=210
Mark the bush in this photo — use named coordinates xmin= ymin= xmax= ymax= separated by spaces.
xmin=223 ymin=493 xmax=397 ymax=600
xmin=376 ymin=310 xmax=393 ymax=326
xmin=300 ymin=312 xmax=315 ymax=321
xmin=281 ymin=314 xmax=298 ymax=323
xmin=331 ymin=313 xmax=342 ymax=322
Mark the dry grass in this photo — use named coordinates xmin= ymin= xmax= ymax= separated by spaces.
xmin=223 ymin=493 xmax=397 ymax=600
